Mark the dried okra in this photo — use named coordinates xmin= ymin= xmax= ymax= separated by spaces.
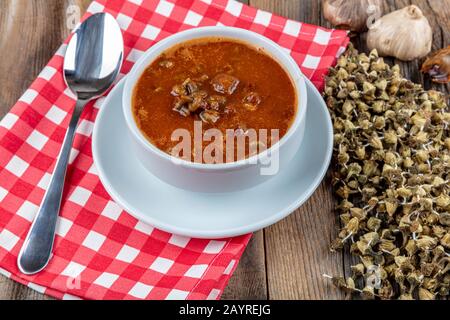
xmin=324 ymin=44 xmax=450 ymax=300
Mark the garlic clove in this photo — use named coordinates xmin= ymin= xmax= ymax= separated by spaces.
xmin=367 ymin=5 xmax=433 ymax=61
xmin=322 ymin=0 xmax=382 ymax=32
xmin=421 ymin=46 xmax=450 ymax=83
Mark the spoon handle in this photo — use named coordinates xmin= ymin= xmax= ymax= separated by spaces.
xmin=17 ymin=99 xmax=88 ymax=275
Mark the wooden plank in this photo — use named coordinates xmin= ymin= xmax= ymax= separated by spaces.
xmin=264 ymin=182 xmax=345 ymax=299
xmin=251 ymin=0 xmax=345 ymax=300
xmin=0 ymin=0 xmax=91 ymax=300
xmin=222 ymin=231 xmax=268 ymax=300
xmin=250 ymin=0 xmax=322 ymax=22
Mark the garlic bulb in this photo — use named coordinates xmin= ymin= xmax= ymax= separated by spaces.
xmin=322 ymin=0 xmax=382 ymax=32
xmin=421 ymin=46 xmax=450 ymax=83
xmin=367 ymin=5 xmax=433 ymax=61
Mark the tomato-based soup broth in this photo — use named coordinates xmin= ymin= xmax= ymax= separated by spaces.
xmin=132 ymin=38 xmax=297 ymax=163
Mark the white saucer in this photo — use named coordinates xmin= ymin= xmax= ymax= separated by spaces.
xmin=92 ymin=78 xmax=333 ymax=239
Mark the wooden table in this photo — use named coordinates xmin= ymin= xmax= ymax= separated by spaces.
xmin=0 ymin=0 xmax=449 ymax=300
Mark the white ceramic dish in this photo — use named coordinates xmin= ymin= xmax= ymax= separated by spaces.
xmin=92 ymin=77 xmax=332 ymax=239
xmin=122 ymin=26 xmax=308 ymax=193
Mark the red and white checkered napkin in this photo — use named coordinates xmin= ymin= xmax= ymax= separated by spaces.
xmin=0 ymin=0 xmax=349 ymax=300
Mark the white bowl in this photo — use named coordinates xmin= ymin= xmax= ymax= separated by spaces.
xmin=123 ymin=26 xmax=308 ymax=192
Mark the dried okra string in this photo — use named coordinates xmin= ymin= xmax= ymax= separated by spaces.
xmin=324 ymin=44 xmax=450 ymax=300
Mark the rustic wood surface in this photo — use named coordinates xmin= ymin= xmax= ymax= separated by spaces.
xmin=0 ymin=0 xmax=449 ymax=300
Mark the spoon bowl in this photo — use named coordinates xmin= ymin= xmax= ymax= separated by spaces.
xmin=17 ymin=12 xmax=124 ymax=275
xmin=64 ymin=13 xmax=123 ymax=100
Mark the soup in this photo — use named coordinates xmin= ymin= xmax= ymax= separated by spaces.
xmin=132 ymin=38 xmax=297 ymax=163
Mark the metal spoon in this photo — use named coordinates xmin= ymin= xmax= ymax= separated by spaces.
xmin=17 ymin=13 xmax=124 ymax=275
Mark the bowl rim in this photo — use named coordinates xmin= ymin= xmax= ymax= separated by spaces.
xmin=122 ymin=26 xmax=308 ymax=170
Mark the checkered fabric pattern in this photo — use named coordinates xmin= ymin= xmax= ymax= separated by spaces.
xmin=0 ymin=0 xmax=349 ymax=300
